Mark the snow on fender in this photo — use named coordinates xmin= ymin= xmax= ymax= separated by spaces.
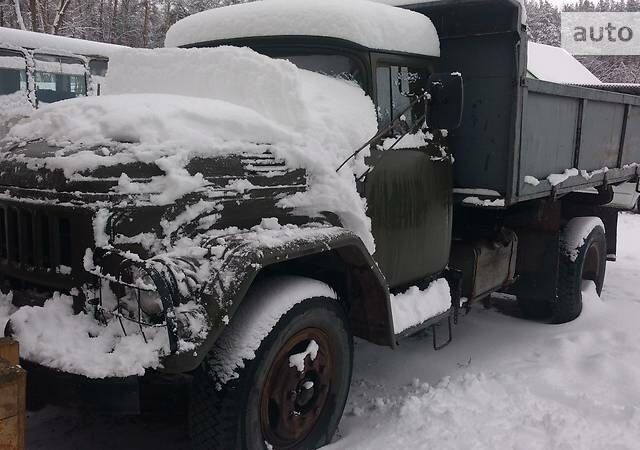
xmin=561 ymin=217 xmax=605 ymax=262
xmin=207 ymin=275 xmax=337 ymax=387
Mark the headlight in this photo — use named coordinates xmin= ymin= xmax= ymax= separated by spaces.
xmin=119 ymin=263 xmax=164 ymax=320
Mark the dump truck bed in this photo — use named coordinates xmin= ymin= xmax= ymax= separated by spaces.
xmin=405 ymin=0 xmax=640 ymax=206
xmin=517 ymin=80 xmax=640 ymax=202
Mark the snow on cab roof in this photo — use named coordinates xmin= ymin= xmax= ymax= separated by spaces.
xmin=0 ymin=26 xmax=127 ymax=58
xmin=528 ymin=42 xmax=601 ymax=85
xmin=165 ymin=0 xmax=440 ymax=57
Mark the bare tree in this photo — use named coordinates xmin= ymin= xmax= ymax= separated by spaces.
xmin=30 ymin=0 xmax=38 ymax=31
xmin=142 ymin=0 xmax=150 ymax=46
xmin=110 ymin=0 xmax=118 ymax=42
xmin=51 ymin=0 xmax=72 ymax=34
xmin=13 ymin=0 xmax=27 ymax=30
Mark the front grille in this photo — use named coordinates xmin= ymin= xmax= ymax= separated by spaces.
xmin=0 ymin=203 xmax=86 ymax=274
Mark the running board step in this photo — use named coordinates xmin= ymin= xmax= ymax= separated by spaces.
xmin=395 ymin=308 xmax=454 ymax=350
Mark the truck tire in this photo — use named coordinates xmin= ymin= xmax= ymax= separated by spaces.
xmin=189 ymin=277 xmax=353 ymax=450
xmin=553 ymin=219 xmax=607 ymax=324
xmin=517 ymin=295 xmax=550 ymax=320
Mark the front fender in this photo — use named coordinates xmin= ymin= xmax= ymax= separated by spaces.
xmin=161 ymin=223 xmax=392 ymax=373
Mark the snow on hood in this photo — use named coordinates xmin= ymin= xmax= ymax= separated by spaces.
xmin=0 ymin=90 xmax=33 ymax=119
xmin=4 ymin=46 xmax=378 ymax=252
xmin=165 ymin=0 xmax=440 ymax=57
xmin=7 ymin=94 xmax=295 ymax=153
xmin=102 ymin=46 xmax=309 ymax=128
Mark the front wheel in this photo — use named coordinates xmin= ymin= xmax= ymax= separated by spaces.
xmin=190 ymin=276 xmax=353 ymax=450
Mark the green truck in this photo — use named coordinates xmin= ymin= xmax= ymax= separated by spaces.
xmin=2 ymin=0 xmax=640 ymax=449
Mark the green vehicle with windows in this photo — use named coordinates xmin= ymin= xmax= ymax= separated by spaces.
xmin=3 ymin=1 xmax=640 ymax=449
xmin=0 ymin=44 xmax=88 ymax=136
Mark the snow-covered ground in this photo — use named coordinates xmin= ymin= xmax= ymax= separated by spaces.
xmin=27 ymin=213 xmax=640 ymax=449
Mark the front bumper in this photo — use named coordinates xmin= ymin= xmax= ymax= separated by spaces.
xmin=23 ymin=361 xmax=192 ymax=414
xmin=23 ymin=360 xmax=141 ymax=414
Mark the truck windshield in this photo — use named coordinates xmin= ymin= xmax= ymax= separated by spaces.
xmin=0 ymin=49 xmax=27 ymax=96
xmin=280 ymin=54 xmax=365 ymax=88
xmin=33 ymin=53 xmax=87 ymax=104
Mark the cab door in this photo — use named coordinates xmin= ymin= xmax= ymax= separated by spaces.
xmin=364 ymin=62 xmax=453 ymax=289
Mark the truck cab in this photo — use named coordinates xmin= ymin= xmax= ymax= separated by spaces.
xmin=173 ymin=19 xmax=461 ymax=290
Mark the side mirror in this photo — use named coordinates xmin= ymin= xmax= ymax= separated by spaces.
xmin=426 ymin=73 xmax=464 ymax=130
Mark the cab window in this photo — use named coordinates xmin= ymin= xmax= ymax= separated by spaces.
xmin=0 ymin=49 xmax=27 ymax=96
xmin=376 ymin=64 xmax=427 ymax=132
xmin=33 ymin=53 xmax=87 ymax=104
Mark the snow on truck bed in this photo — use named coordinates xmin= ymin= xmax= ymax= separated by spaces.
xmin=528 ymin=42 xmax=601 ymax=85
xmin=164 ymin=0 xmax=440 ymax=57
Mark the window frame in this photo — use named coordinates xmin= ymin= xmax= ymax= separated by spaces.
xmin=370 ymin=51 xmax=436 ymax=133
xmin=32 ymin=52 xmax=88 ymax=103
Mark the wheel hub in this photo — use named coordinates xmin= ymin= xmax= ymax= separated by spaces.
xmin=260 ymin=328 xmax=333 ymax=449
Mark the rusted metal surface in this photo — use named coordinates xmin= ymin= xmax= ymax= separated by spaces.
xmin=449 ymin=229 xmax=518 ymax=300
xmin=260 ymin=328 xmax=333 ymax=448
xmin=0 ymin=338 xmax=25 ymax=450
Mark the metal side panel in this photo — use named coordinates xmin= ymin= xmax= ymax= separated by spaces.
xmin=579 ymin=99 xmax=626 ymax=171
xmin=519 ymin=92 xmax=580 ymax=182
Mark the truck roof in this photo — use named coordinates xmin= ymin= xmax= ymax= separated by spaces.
xmin=0 ymin=26 xmax=127 ymax=58
xmin=164 ymin=0 xmax=440 ymax=57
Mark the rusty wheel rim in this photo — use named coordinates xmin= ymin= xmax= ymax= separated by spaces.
xmin=260 ymin=327 xmax=334 ymax=449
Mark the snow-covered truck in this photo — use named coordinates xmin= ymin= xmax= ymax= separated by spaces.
xmin=0 ymin=42 xmax=90 ymax=136
xmin=0 ymin=27 xmax=126 ymax=135
xmin=0 ymin=26 xmax=127 ymax=92
xmin=1 ymin=0 xmax=640 ymax=448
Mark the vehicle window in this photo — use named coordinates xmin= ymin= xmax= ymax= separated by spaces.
xmin=89 ymin=59 xmax=108 ymax=77
xmin=0 ymin=50 xmax=27 ymax=96
xmin=33 ymin=53 xmax=87 ymax=104
xmin=376 ymin=64 xmax=427 ymax=132
xmin=280 ymin=54 xmax=365 ymax=88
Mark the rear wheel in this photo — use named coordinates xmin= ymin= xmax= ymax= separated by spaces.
xmin=517 ymin=295 xmax=550 ymax=320
xmin=552 ymin=219 xmax=607 ymax=324
xmin=189 ymin=277 xmax=353 ymax=450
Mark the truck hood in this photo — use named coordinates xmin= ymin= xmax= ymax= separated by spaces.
xmin=0 ymin=92 xmax=309 ymax=195
xmin=0 ymin=140 xmax=162 ymax=192
xmin=0 ymin=140 xmax=306 ymax=199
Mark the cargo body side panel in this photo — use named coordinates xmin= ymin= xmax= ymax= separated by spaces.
xmin=518 ymin=81 xmax=640 ymax=201
xmin=406 ymin=0 xmax=640 ymax=204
